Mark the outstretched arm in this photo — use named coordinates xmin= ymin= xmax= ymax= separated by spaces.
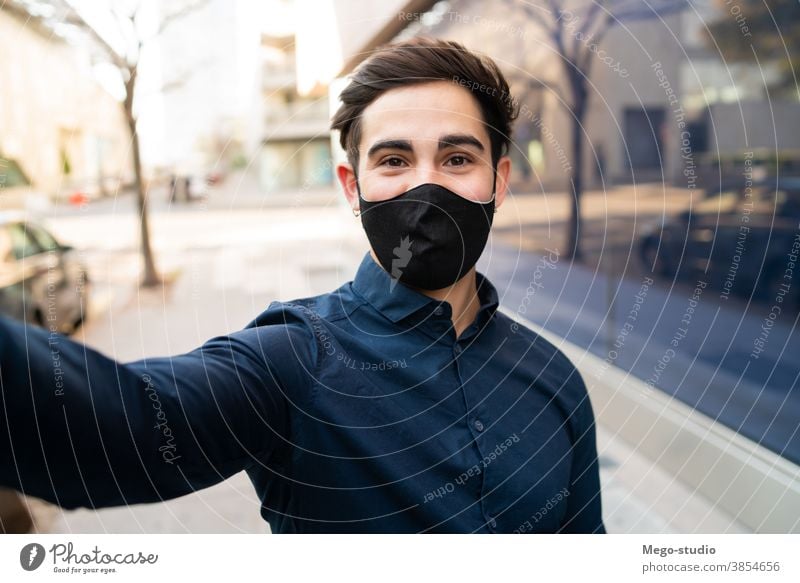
xmin=0 ymin=315 xmax=293 ymax=509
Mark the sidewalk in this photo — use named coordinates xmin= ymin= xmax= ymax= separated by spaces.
xmin=23 ymin=199 xmax=747 ymax=534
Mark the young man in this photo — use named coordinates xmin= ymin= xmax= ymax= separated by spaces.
xmin=0 ymin=37 xmax=605 ymax=533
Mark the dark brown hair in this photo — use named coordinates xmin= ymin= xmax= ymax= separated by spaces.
xmin=330 ymin=36 xmax=519 ymax=174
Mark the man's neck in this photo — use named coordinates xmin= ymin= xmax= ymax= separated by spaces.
xmin=370 ymin=249 xmax=481 ymax=338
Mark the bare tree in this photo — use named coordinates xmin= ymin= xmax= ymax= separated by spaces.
xmin=65 ymin=0 xmax=210 ymax=286
xmin=504 ymin=0 xmax=687 ymax=260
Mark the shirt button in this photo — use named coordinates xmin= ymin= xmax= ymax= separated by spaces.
xmin=488 ymin=517 xmax=497 ymax=529
xmin=433 ymin=306 xmax=444 ymax=316
xmin=473 ymin=419 xmax=485 ymax=432
xmin=454 ymin=344 xmax=462 ymax=355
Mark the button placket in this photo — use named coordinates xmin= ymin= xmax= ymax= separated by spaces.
xmin=457 ymin=352 xmax=494 ymax=533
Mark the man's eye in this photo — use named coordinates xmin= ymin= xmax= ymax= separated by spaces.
xmin=381 ymin=157 xmax=406 ymax=167
xmin=447 ymin=155 xmax=471 ymax=166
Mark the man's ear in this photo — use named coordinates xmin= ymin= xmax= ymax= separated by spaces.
xmin=494 ymin=155 xmax=512 ymax=210
xmin=336 ymin=162 xmax=360 ymax=212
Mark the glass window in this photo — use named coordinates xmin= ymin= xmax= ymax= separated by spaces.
xmin=24 ymin=222 xmax=60 ymax=252
xmin=0 ymin=158 xmax=32 ymax=189
xmin=0 ymin=226 xmax=13 ymax=264
xmin=7 ymin=222 xmax=43 ymax=260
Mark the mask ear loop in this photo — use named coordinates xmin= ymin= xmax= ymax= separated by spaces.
xmin=353 ymin=173 xmax=363 ymax=217
xmin=459 ymin=164 xmax=499 ymax=208
xmin=488 ymin=164 xmax=498 ymax=212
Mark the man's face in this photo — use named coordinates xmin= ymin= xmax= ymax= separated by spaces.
xmin=337 ymin=80 xmax=510 ymax=209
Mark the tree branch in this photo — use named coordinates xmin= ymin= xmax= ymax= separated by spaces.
xmin=579 ymin=13 xmax=613 ymax=72
xmin=62 ymin=4 xmax=127 ymax=70
xmin=156 ymin=0 xmax=209 ymax=37
xmin=109 ymin=2 xmax=139 ymax=65
xmin=520 ymin=1 xmax=558 ymax=37
xmin=578 ymin=0 xmax=603 ymax=38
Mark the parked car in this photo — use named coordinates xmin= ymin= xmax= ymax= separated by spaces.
xmin=0 ymin=156 xmax=49 ymax=212
xmin=639 ymin=178 xmax=800 ymax=307
xmin=0 ymin=212 xmax=90 ymax=334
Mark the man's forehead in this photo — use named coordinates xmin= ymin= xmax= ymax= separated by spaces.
xmin=359 ymin=83 xmax=490 ymax=150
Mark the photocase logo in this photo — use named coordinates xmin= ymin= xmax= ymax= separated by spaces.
xmin=390 ymin=235 xmax=413 ymax=291
xmin=19 ymin=543 xmax=46 ymax=571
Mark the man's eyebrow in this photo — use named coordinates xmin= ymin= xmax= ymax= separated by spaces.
xmin=438 ymin=134 xmax=485 ymax=152
xmin=367 ymin=134 xmax=485 ymax=160
xmin=367 ymin=139 xmax=413 ymax=159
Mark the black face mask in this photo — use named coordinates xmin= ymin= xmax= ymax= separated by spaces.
xmin=357 ymin=181 xmax=495 ymax=291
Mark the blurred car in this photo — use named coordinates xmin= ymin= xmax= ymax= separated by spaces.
xmin=0 ymin=156 xmax=49 ymax=212
xmin=0 ymin=212 xmax=90 ymax=334
xmin=639 ymin=178 xmax=800 ymax=307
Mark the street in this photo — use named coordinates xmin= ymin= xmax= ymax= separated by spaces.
xmin=15 ymin=176 xmax=752 ymax=533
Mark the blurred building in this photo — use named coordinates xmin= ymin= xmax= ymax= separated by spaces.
xmin=259 ymin=33 xmax=332 ymax=192
xmin=154 ymin=0 xmax=334 ymax=193
xmin=0 ymin=2 xmax=130 ymax=204
xmin=154 ymin=0 xmax=267 ymax=179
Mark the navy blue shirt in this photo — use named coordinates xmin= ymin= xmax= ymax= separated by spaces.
xmin=0 ymin=252 xmax=605 ymax=533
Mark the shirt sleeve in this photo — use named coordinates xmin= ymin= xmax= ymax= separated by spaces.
xmin=557 ymin=369 xmax=607 ymax=534
xmin=0 ymin=314 xmax=299 ymax=510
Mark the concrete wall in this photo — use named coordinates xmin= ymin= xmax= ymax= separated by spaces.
xmin=709 ymin=101 xmax=800 ymax=155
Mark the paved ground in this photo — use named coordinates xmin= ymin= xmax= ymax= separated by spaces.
xmin=14 ymin=176 xmax=750 ymax=533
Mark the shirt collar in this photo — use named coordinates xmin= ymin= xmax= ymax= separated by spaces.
xmin=351 ymin=251 xmax=499 ymax=324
